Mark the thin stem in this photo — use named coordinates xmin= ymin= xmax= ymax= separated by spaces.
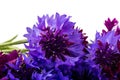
xmin=0 ymin=39 xmax=28 ymax=47
xmin=1 ymin=48 xmax=28 ymax=53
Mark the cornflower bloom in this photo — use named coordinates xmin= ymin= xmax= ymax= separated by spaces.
xmin=89 ymin=18 xmax=120 ymax=80
xmin=24 ymin=13 xmax=88 ymax=66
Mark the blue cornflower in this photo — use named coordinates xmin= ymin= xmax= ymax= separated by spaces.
xmin=89 ymin=18 xmax=120 ymax=80
xmin=6 ymin=54 xmax=41 ymax=80
xmin=24 ymin=13 xmax=88 ymax=65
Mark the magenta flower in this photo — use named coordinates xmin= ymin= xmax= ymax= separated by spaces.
xmin=104 ymin=18 xmax=118 ymax=31
xmin=0 ymin=50 xmax=19 ymax=79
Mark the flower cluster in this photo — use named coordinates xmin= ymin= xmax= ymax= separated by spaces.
xmin=89 ymin=18 xmax=120 ymax=80
xmin=0 ymin=13 xmax=120 ymax=80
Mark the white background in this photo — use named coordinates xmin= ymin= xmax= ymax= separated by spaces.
xmin=0 ymin=0 xmax=120 ymax=43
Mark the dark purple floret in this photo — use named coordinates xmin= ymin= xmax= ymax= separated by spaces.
xmin=103 ymin=18 xmax=120 ymax=36
xmin=0 ymin=50 xmax=19 ymax=79
xmin=104 ymin=18 xmax=118 ymax=31
xmin=39 ymin=27 xmax=74 ymax=61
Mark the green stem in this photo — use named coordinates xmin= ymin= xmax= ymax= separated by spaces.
xmin=1 ymin=48 xmax=28 ymax=53
xmin=0 ymin=39 xmax=28 ymax=47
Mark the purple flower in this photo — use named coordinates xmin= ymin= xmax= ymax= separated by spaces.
xmin=89 ymin=18 xmax=120 ymax=79
xmin=104 ymin=18 xmax=118 ymax=31
xmin=24 ymin=13 xmax=88 ymax=65
xmin=103 ymin=18 xmax=120 ymax=36
xmin=70 ymin=60 xmax=99 ymax=80
xmin=0 ymin=50 xmax=19 ymax=79
xmin=6 ymin=54 xmax=40 ymax=80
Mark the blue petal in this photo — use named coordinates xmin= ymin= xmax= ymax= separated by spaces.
xmin=55 ymin=13 xmax=67 ymax=29
xmin=68 ymin=44 xmax=84 ymax=57
xmin=37 ymin=15 xmax=46 ymax=29
xmin=68 ymin=30 xmax=82 ymax=44
xmin=26 ymin=27 xmax=33 ymax=33
xmin=47 ymin=14 xmax=56 ymax=28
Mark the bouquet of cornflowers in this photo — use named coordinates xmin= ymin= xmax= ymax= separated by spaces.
xmin=0 ymin=13 xmax=120 ymax=80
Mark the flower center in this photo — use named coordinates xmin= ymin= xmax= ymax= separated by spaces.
xmin=39 ymin=27 xmax=72 ymax=61
xmin=95 ymin=46 xmax=120 ymax=78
